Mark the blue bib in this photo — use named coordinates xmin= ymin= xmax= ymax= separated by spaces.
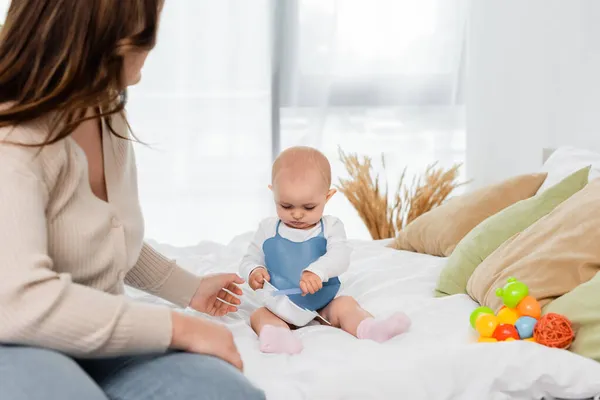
xmin=262 ymin=219 xmax=341 ymax=311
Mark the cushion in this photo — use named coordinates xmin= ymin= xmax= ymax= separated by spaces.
xmin=537 ymin=146 xmax=600 ymax=193
xmin=388 ymin=173 xmax=547 ymax=257
xmin=466 ymin=178 xmax=600 ymax=312
xmin=435 ymin=166 xmax=589 ymax=297
xmin=543 ymin=271 xmax=600 ymax=362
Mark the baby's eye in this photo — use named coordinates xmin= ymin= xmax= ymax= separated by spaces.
xmin=304 ymin=206 xmax=316 ymax=211
xmin=280 ymin=204 xmax=292 ymax=209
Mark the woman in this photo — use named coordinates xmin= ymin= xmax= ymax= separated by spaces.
xmin=0 ymin=1 xmax=264 ymax=399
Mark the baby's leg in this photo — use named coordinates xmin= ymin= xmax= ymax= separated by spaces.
xmin=319 ymin=296 xmax=411 ymax=343
xmin=250 ymin=307 xmax=303 ymax=354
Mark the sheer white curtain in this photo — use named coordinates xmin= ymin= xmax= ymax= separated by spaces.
xmin=127 ymin=0 xmax=273 ymax=246
xmin=0 ymin=0 xmax=273 ymax=246
xmin=0 ymin=0 xmax=467 ymax=244
xmin=276 ymin=0 xmax=467 ymax=238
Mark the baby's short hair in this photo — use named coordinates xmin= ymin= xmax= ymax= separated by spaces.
xmin=271 ymin=146 xmax=332 ymax=188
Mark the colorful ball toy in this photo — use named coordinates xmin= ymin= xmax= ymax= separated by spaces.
xmin=469 ymin=306 xmax=494 ymax=328
xmin=492 ymin=324 xmax=520 ymax=341
xmin=495 ymin=277 xmax=528 ymax=308
xmin=514 ymin=316 xmax=537 ymax=339
xmin=475 ymin=313 xmax=499 ymax=337
xmin=469 ymin=276 xmax=574 ymax=347
xmin=496 ymin=306 xmax=519 ymax=325
xmin=516 ymin=296 xmax=542 ymax=319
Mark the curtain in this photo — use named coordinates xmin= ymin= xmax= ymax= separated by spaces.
xmin=0 ymin=0 xmax=467 ymax=244
xmin=127 ymin=0 xmax=273 ymax=246
xmin=275 ymin=0 xmax=467 ymax=238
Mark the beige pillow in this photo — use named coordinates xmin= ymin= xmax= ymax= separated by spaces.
xmin=388 ymin=173 xmax=547 ymax=257
xmin=467 ymin=178 xmax=600 ymax=312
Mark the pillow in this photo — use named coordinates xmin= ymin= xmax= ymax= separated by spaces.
xmin=543 ymin=271 xmax=600 ymax=362
xmin=388 ymin=173 xmax=547 ymax=257
xmin=466 ymin=178 xmax=600 ymax=312
xmin=434 ymin=166 xmax=589 ymax=297
xmin=537 ymin=146 xmax=600 ymax=193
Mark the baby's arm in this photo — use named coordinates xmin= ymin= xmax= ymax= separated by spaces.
xmin=239 ymin=218 xmax=274 ymax=288
xmin=304 ymin=216 xmax=352 ymax=282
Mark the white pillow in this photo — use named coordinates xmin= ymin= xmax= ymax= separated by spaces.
xmin=537 ymin=146 xmax=600 ymax=192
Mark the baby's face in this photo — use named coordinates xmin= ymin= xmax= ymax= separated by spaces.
xmin=271 ymin=169 xmax=335 ymax=230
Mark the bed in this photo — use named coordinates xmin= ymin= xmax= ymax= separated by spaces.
xmin=130 ymin=233 xmax=600 ymax=400
xmin=128 ymin=147 xmax=600 ymax=399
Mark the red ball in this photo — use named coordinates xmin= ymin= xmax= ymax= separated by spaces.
xmin=492 ymin=323 xmax=520 ymax=341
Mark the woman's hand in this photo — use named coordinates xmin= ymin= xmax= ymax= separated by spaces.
xmin=249 ymin=267 xmax=270 ymax=290
xmin=170 ymin=312 xmax=243 ymax=370
xmin=299 ymin=271 xmax=323 ymax=295
xmin=189 ymin=273 xmax=244 ymax=317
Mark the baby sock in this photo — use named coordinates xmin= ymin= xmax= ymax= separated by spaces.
xmin=259 ymin=325 xmax=303 ymax=355
xmin=357 ymin=312 xmax=411 ymax=343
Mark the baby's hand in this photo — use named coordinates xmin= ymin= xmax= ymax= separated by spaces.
xmin=249 ymin=267 xmax=270 ymax=290
xmin=300 ymin=271 xmax=323 ymax=295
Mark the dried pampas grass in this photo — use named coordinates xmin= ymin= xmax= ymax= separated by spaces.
xmin=336 ymin=147 xmax=465 ymax=240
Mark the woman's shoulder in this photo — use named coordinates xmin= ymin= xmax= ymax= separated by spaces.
xmin=0 ymin=120 xmax=69 ymax=182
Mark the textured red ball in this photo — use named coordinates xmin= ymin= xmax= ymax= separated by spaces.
xmin=492 ymin=323 xmax=520 ymax=341
xmin=534 ymin=313 xmax=574 ymax=349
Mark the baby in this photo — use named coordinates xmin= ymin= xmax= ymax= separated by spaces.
xmin=239 ymin=146 xmax=410 ymax=354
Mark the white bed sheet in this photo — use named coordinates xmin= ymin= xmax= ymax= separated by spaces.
xmin=131 ymin=235 xmax=600 ymax=400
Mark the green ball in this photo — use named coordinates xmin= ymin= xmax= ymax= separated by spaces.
xmin=496 ymin=278 xmax=529 ymax=308
xmin=469 ymin=306 xmax=494 ymax=328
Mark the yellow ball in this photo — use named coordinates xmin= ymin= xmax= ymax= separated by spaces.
xmin=477 ymin=337 xmax=498 ymax=343
xmin=525 ymin=337 xmax=536 ymax=343
xmin=475 ymin=313 xmax=499 ymax=337
xmin=504 ymin=337 xmax=516 ymax=342
xmin=496 ymin=306 xmax=520 ymax=325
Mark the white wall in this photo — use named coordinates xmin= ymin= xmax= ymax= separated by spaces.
xmin=466 ymin=0 xmax=600 ymax=188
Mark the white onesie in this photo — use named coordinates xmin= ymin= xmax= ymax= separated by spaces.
xmin=239 ymin=215 xmax=352 ymax=282
xmin=239 ymin=215 xmax=352 ymax=326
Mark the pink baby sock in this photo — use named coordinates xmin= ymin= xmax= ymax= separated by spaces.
xmin=357 ymin=312 xmax=411 ymax=343
xmin=259 ymin=325 xmax=303 ymax=355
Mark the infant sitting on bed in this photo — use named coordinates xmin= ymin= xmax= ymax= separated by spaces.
xmin=239 ymin=146 xmax=411 ymax=354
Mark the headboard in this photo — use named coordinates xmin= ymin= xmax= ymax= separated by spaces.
xmin=542 ymin=148 xmax=555 ymax=164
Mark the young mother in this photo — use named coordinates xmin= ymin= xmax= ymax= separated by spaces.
xmin=0 ymin=1 xmax=264 ymax=399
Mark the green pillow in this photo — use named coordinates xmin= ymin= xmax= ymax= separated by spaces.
xmin=543 ymin=271 xmax=600 ymax=362
xmin=434 ymin=166 xmax=590 ymax=297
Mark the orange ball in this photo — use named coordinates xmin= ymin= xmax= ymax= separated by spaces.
xmin=517 ymin=296 xmax=541 ymax=319
xmin=497 ymin=306 xmax=520 ymax=325
xmin=475 ymin=313 xmax=499 ymax=337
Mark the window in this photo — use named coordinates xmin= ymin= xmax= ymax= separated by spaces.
xmin=276 ymin=0 xmax=467 ymax=238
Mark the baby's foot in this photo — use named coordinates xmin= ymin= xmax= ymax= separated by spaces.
xmin=357 ymin=312 xmax=411 ymax=343
xmin=259 ymin=325 xmax=303 ymax=354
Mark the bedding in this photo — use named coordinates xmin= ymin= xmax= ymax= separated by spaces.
xmin=128 ymin=235 xmax=600 ymax=400
xmin=467 ymin=178 xmax=600 ymax=313
xmin=435 ymin=166 xmax=589 ymax=297
xmin=389 ymin=172 xmax=547 ymax=257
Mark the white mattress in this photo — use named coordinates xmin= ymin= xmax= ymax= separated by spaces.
xmin=131 ymin=235 xmax=600 ymax=400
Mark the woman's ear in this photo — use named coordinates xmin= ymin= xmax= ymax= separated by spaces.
xmin=325 ymin=188 xmax=337 ymax=202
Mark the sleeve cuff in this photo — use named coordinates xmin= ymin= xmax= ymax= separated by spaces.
xmin=157 ymin=265 xmax=203 ymax=308
xmin=243 ymin=265 xmax=266 ymax=282
xmin=132 ymin=244 xmax=202 ymax=308
xmin=304 ymin=267 xmax=327 ymax=282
